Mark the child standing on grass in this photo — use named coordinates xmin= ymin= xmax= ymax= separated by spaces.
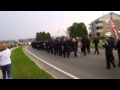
xmin=0 ymin=43 xmax=12 ymax=79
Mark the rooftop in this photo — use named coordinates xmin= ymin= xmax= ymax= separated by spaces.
xmin=89 ymin=12 xmax=120 ymax=25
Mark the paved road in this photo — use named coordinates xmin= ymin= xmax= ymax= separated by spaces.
xmin=25 ymin=46 xmax=120 ymax=79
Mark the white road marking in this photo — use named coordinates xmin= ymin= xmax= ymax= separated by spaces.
xmin=25 ymin=47 xmax=79 ymax=79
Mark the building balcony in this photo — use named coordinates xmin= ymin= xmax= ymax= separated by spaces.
xmin=96 ymin=29 xmax=103 ymax=33
xmin=95 ymin=23 xmax=103 ymax=27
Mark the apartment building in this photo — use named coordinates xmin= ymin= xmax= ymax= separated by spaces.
xmin=89 ymin=12 xmax=120 ymax=38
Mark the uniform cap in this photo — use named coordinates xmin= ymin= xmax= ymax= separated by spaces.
xmin=105 ymin=32 xmax=111 ymax=37
xmin=118 ymin=31 xmax=120 ymax=34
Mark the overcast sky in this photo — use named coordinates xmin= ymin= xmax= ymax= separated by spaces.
xmin=0 ymin=11 xmax=120 ymax=41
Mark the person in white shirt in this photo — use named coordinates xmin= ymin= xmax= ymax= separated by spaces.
xmin=0 ymin=43 xmax=12 ymax=79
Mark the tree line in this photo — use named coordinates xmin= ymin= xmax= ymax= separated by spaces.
xmin=35 ymin=22 xmax=88 ymax=40
xmin=67 ymin=22 xmax=88 ymax=38
xmin=36 ymin=32 xmax=51 ymax=41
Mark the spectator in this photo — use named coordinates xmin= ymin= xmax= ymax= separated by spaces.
xmin=0 ymin=43 xmax=12 ymax=79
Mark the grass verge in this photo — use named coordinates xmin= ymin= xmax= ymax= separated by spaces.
xmin=90 ymin=45 xmax=104 ymax=49
xmin=11 ymin=47 xmax=54 ymax=79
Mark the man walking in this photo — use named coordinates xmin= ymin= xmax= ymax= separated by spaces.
xmin=93 ymin=37 xmax=99 ymax=55
xmin=102 ymin=33 xmax=116 ymax=69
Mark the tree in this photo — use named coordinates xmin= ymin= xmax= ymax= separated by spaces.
xmin=67 ymin=22 xmax=88 ymax=38
xmin=35 ymin=32 xmax=51 ymax=41
xmin=19 ymin=39 xmax=25 ymax=42
xmin=36 ymin=32 xmax=39 ymax=41
xmin=46 ymin=32 xmax=51 ymax=39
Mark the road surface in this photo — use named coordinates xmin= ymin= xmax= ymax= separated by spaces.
xmin=24 ymin=46 xmax=120 ymax=79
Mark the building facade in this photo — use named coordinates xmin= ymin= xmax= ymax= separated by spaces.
xmin=89 ymin=12 xmax=120 ymax=38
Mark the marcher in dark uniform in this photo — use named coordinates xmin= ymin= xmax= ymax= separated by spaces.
xmin=86 ymin=36 xmax=91 ymax=54
xmin=114 ymin=31 xmax=120 ymax=67
xmin=106 ymin=32 xmax=115 ymax=61
xmin=103 ymin=33 xmax=116 ymax=69
xmin=49 ymin=39 xmax=54 ymax=54
xmin=110 ymin=36 xmax=115 ymax=61
xmin=93 ymin=37 xmax=99 ymax=55
xmin=80 ymin=36 xmax=87 ymax=56
xmin=66 ymin=37 xmax=72 ymax=55
xmin=80 ymin=37 xmax=83 ymax=53
xmin=31 ymin=41 xmax=36 ymax=48
xmin=53 ymin=39 xmax=59 ymax=56
xmin=58 ymin=38 xmax=63 ymax=57
xmin=71 ymin=38 xmax=78 ymax=57
xmin=62 ymin=38 xmax=70 ymax=58
xmin=45 ymin=40 xmax=50 ymax=53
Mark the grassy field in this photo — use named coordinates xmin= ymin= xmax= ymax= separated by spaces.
xmin=11 ymin=47 xmax=54 ymax=79
xmin=90 ymin=45 xmax=104 ymax=49
xmin=90 ymin=37 xmax=105 ymax=49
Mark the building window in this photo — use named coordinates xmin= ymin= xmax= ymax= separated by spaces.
xmin=96 ymin=26 xmax=100 ymax=29
xmin=96 ymin=26 xmax=103 ymax=29
xmin=106 ymin=27 xmax=108 ymax=30
xmin=106 ymin=27 xmax=111 ymax=30
xmin=96 ymin=32 xmax=100 ymax=37
xmin=99 ymin=26 xmax=103 ymax=29
xmin=95 ymin=20 xmax=99 ymax=24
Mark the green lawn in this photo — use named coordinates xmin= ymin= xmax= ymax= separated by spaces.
xmin=11 ymin=47 xmax=54 ymax=79
xmin=90 ymin=37 xmax=105 ymax=49
xmin=90 ymin=45 xmax=104 ymax=49
xmin=90 ymin=38 xmax=105 ymax=44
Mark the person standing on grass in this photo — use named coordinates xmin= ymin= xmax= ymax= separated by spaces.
xmin=0 ymin=43 xmax=12 ymax=79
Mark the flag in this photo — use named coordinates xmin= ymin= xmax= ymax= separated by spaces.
xmin=111 ymin=19 xmax=116 ymax=33
xmin=110 ymin=13 xmax=118 ymax=38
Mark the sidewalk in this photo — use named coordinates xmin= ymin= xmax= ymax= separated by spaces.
xmin=0 ymin=47 xmax=18 ymax=79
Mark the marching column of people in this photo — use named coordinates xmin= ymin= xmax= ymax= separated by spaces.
xmin=31 ymin=36 xmax=91 ymax=58
xmin=31 ymin=32 xmax=120 ymax=70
